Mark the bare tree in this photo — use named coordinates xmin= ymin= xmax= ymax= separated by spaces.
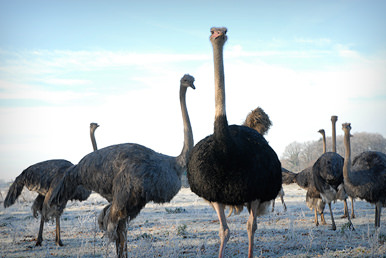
xmin=281 ymin=132 xmax=386 ymax=172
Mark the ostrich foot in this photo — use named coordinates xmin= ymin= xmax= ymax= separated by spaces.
xmin=35 ymin=241 xmax=42 ymax=246
xmin=56 ymin=240 xmax=64 ymax=246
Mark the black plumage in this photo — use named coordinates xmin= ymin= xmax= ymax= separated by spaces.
xmin=188 ymin=123 xmax=281 ymax=204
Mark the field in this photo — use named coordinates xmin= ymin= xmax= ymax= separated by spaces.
xmin=0 ymin=182 xmax=385 ymax=257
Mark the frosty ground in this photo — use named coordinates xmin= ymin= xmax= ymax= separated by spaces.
xmin=0 ymin=182 xmax=385 ymax=258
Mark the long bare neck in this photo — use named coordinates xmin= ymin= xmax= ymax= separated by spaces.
xmin=320 ymin=131 xmax=326 ymax=154
xmin=176 ymin=86 xmax=194 ymax=172
xmin=331 ymin=116 xmax=338 ymax=152
xmin=343 ymin=128 xmax=351 ymax=182
xmin=212 ymin=39 xmax=229 ymax=139
xmin=90 ymin=129 xmax=97 ymax=151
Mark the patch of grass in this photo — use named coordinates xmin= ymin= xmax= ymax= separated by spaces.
xmin=136 ymin=232 xmax=153 ymax=240
xmin=165 ymin=207 xmax=186 ymax=214
xmin=378 ymin=233 xmax=386 ymax=244
xmin=340 ymin=222 xmax=354 ymax=234
xmin=177 ymin=224 xmax=187 ymax=237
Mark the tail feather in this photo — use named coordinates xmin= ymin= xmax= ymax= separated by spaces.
xmin=4 ymin=177 xmax=24 ymax=208
xmin=43 ymin=168 xmax=79 ymax=217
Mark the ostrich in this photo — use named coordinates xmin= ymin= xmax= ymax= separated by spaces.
xmin=3 ymin=123 xmax=97 ymax=246
xmin=187 ymin=27 xmax=282 ymax=258
xmin=312 ymin=115 xmax=353 ymax=230
xmin=225 ymin=107 xmax=286 ymax=215
xmin=342 ymin=123 xmax=386 ymax=227
xmin=288 ymin=166 xmax=326 ymax=226
xmin=244 ymin=107 xmax=286 ymax=212
xmin=90 ymin=122 xmax=99 ymax=151
xmin=45 ymin=74 xmax=195 ymax=258
xmin=326 ymin=116 xmax=354 ymax=219
xmin=284 ymin=130 xmax=328 ymax=227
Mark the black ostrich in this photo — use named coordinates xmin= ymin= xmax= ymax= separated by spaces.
xmin=187 ymin=27 xmax=282 ymax=258
xmin=342 ymin=123 xmax=386 ymax=227
xmin=3 ymin=123 xmax=97 ymax=246
xmin=45 ymin=74 xmax=195 ymax=258
xmin=312 ymin=116 xmax=353 ymax=230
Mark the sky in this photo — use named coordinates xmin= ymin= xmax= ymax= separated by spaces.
xmin=0 ymin=0 xmax=385 ymax=181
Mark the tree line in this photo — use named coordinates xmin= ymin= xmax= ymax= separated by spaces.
xmin=280 ymin=132 xmax=386 ymax=172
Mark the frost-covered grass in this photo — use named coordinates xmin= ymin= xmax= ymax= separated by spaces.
xmin=0 ymin=184 xmax=385 ymax=257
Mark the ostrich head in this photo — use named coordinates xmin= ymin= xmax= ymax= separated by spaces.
xmin=243 ymin=107 xmax=272 ymax=135
xmin=210 ymin=27 xmax=228 ymax=46
xmin=331 ymin=115 xmax=338 ymax=123
xmin=342 ymin=123 xmax=352 ymax=135
xmin=90 ymin=123 xmax=99 ymax=131
xmin=180 ymin=74 xmax=195 ymax=89
xmin=318 ymin=129 xmax=325 ymax=135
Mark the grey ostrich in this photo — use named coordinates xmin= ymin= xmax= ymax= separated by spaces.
xmin=187 ymin=27 xmax=282 ymax=258
xmin=45 ymin=74 xmax=195 ymax=258
xmin=3 ymin=123 xmax=97 ymax=246
xmin=284 ymin=130 xmax=328 ymax=227
xmin=90 ymin=122 xmax=99 ymax=151
xmin=290 ymin=166 xmax=326 ymax=226
xmin=342 ymin=123 xmax=386 ymax=227
xmin=325 ymin=117 xmax=354 ymax=219
xmin=312 ymin=115 xmax=353 ymax=230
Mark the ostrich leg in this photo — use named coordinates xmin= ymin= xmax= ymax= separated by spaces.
xmin=342 ymin=199 xmax=349 ymax=218
xmin=375 ymin=202 xmax=382 ymax=228
xmin=320 ymin=212 xmax=326 ymax=225
xmin=36 ymin=217 xmax=44 ymax=246
xmin=247 ymin=200 xmax=259 ymax=258
xmin=116 ymin=219 xmax=128 ymax=258
xmin=212 ymin=202 xmax=229 ymax=258
xmin=314 ymin=209 xmax=319 ymax=226
xmin=351 ymin=198 xmax=356 ymax=218
xmin=55 ymin=216 xmax=63 ymax=246
xmin=328 ymin=203 xmax=336 ymax=230
xmin=281 ymin=195 xmax=287 ymax=211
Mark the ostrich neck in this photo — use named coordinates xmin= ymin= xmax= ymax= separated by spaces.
xmin=90 ymin=130 xmax=97 ymax=151
xmin=321 ymin=132 xmax=326 ymax=154
xmin=212 ymin=41 xmax=229 ymax=139
xmin=332 ymin=119 xmax=337 ymax=153
xmin=343 ymin=130 xmax=352 ymax=183
xmin=176 ymin=86 xmax=194 ymax=173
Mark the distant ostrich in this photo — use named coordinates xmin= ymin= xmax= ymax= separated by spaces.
xmin=288 ymin=166 xmax=326 ymax=226
xmin=283 ymin=130 xmax=328 ymax=226
xmin=342 ymin=123 xmax=386 ymax=227
xmin=45 ymin=74 xmax=195 ymax=258
xmin=90 ymin=122 xmax=99 ymax=151
xmin=187 ymin=27 xmax=282 ymax=258
xmin=325 ymin=117 xmax=354 ymax=219
xmin=3 ymin=123 xmax=97 ymax=246
xmin=312 ymin=116 xmax=352 ymax=230
xmin=318 ymin=129 xmax=327 ymax=154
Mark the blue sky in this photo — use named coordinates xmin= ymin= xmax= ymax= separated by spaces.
xmin=1 ymin=0 xmax=386 ymax=181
